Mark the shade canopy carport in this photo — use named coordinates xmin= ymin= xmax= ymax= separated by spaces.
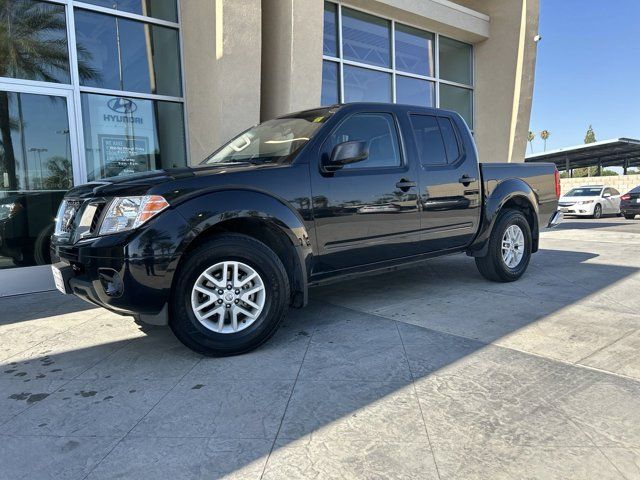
xmin=525 ymin=138 xmax=640 ymax=177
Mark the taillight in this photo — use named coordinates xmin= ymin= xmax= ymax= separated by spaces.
xmin=554 ymin=169 xmax=561 ymax=199
xmin=621 ymin=194 xmax=631 ymax=201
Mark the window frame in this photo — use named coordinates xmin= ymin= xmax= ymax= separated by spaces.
xmin=322 ymin=1 xmax=474 ymax=130
xmin=320 ymin=111 xmax=407 ymax=174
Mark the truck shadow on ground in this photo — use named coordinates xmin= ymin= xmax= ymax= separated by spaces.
xmin=0 ymin=247 xmax=638 ymax=478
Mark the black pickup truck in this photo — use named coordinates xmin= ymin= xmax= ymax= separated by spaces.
xmin=51 ymin=104 xmax=561 ymax=355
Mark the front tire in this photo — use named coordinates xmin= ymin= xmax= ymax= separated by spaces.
xmin=625 ymin=214 xmax=637 ymax=220
xmin=592 ymin=204 xmax=602 ymax=219
xmin=170 ymin=234 xmax=290 ymax=356
xmin=475 ymin=209 xmax=532 ymax=282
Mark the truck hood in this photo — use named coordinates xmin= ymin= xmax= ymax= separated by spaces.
xmin=65 ymin=163 xmax=277 ymax=199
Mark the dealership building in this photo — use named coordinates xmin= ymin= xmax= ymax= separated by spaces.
xmin=0 ymin=0 xmax=539 ymax=294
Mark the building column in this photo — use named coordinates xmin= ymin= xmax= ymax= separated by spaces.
xmin=470 ymin=0 xmax=539 ymax=163
xmin=181 ymin=0 xmax=263 ymax=164
xmin=260 ymin=0 xmax=324 ymax=120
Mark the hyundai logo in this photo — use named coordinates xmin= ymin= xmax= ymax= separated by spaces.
xmin=108 ymin=98 xmax=137 ymax=114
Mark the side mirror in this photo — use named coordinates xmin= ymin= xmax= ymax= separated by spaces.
xmin=323 ymin=141 xmax=368 ymax=172
xmin=603 ymin=193 xmax=611 ymax=198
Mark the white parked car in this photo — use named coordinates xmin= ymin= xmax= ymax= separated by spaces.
xmin=558 ymin=186 xmax=621 ymax=219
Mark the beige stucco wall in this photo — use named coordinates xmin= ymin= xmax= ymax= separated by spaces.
xmin=260 ymin=0 xmax=325 ymax=120
xmin=182 ymin=0 xmax=538 ymax=166
xmin=181 ymin=0 xmax=262 ymax=164
xmin=466 ymin=0 xmax=539 ymax=163
xmin=560 ymin=175 xmax=640 ymax=196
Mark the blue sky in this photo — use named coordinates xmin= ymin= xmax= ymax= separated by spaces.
xmin=528 ymin=0 xmax=640 ymax=154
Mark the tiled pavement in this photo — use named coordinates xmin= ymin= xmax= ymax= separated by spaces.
xmin=1 ymin=217 xmax=640 ymax=479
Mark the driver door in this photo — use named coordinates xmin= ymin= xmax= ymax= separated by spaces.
xmin=310 ymin=111 xmax=421 ymax=273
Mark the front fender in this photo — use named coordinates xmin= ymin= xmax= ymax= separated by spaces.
xmin=171 ymin=189 xmax=313 ymax=305
xmin=468 ymin=178 xmax=540 ymax=256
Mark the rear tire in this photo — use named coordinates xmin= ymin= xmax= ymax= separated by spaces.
xmin=592 ymin=204 xmax=602 ymax=219
xmin=475 ymin=209 xmax=532 ymax=283
xmin=170 ymin=234 xmax=290 ymax=356
xmin=624 ymin=214 xmax=637 ymax=220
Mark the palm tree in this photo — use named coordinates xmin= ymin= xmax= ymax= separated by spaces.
xmin=43 ymin=156 xmax=72 ymax=190
xmin=527 ymin=131 xmax=535 ymax=153
xmin=540 ymin=130 xmax=550 ymax=152
xmin=0 ymin=1 xmax=98 ymax=190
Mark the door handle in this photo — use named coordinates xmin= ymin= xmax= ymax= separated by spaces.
xmin=396 ymin=179 xmax=416 ymax=191
xmin=459 ymin=175 xmax=477 ymax=185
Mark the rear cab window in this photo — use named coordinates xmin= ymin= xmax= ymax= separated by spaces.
xmin=410 ymin=114 xmax=462 ymax=166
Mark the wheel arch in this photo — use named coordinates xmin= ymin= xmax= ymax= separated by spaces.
xmin=468 ymin=178 xmax=540 ymax=256
xmin=171 ymin=190 xmax=312 ymax=309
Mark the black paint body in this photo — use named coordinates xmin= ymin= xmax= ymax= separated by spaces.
xmin=51 ymin=104 xmax=559 ymax=324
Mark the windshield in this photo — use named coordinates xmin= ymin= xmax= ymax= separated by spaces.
xmin=202 ymin=109 xmax=334 ymax=165
xmin=565 ymin=187 xmax=603 ymax=197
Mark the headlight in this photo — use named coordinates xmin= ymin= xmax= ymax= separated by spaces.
xmin=0 ymin=202 xmax=21 ymax=220
xmin=99 ymin=195 xmax=169 ymax=235
xmin=577 ymin=200 xmax=594 ymax=205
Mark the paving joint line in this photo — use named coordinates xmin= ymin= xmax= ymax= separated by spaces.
xmin=394 ymin=318 xmax=442 ymax=480
xmin=258 ymin=315 xmax=315 ymax=480
xmin=325 ymin=300 xmax=640 ymax=385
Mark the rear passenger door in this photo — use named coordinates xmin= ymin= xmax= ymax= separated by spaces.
xmin=410 ymin=114 xmax=481 ymax=251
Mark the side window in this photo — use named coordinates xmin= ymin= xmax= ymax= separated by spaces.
xmin=410 ymin=114 xmax=446 ymax=166
xmin=328 ymin=113 xmax=401 ymax=169
xmin=610 ymin=188 xmax=620 ymax=196
xmin=603 ymin=188 xmax=612 ymax=197
xmin=438 ymin=117 xmax=461 ymax=162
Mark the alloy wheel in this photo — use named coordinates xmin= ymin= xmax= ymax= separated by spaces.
xmin=191 ymin=261 xmax=266 ymax=334
xmin=501 ymin=225 xmax=525 ymax=269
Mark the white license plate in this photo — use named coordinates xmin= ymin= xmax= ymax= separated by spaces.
xmin=560 ymin=208 xmax=569 ymax=213
xmin=636 ymin=198 xmax=640 ymax=203
xmin=51 ymin=265 xmax=69 ymax=294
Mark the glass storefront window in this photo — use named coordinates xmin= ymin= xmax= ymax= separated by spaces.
xmin=0 ymin=0 xmax=70 ymax=84
xmin=343 ymin=65 xmax=391 ymax=103
xmin=75 ymin=9 xmax=182 ymax=96
xmin=395 ymin=24 xmax=434 ymax=77
xmin=0 ymin=91 xmax=72 ymax=268
xmin=81 ymin=93 xmax=186 ymax=181
xmin=322 ymin=2 xmax=473 ymax=126
xmin=439 ymin=36 xmax=473 ymax=86
xmin=323 ymin=2 xmax=338 ymax=57
xmin=342 ymin=8 xmax=391 ymax=68
xmin=78 ymin=0 xmax=178 ymax=22
xmin=396 ymin=76 xmax=434 ymax=107
xmin=440 ymin=84 xmax=473 ymax=128
xmin=321 ymin=61 xmax=340 ymax=106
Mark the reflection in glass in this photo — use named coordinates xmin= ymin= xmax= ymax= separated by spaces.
xmin=0 ymin=91 xmax=72 ymax=268
xmin=322 ymin=61 xmax=340 ymax=105
xmin=395 ymin=24 xmax=434 ymax=77
xmin=0 ymin=0 xmax=71 ymax=83
xmin=343 ymin=65 xmax=391 ymax=103
xmin=440 ymin=84 xmax=473 ymax=128
xmin=396 ymin=76 xmax=434 ymax=107
xmin=81 ymin=94 xmax=186 ymax=181
xmin=342 ymin=8 xmax=391 ymax=68
xmin=439 ymin=36 xmax=473 ymax=85
xmin=323 ymin=2 xmax=338 ymax=57
xmin=75 ymin=10 xmax=182 ymax=96
xmin=79 ymin=0 xmax=178 ymax=22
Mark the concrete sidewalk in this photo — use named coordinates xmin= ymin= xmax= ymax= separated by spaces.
xmin=1 ymin=217 xmax=639 ymax=479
